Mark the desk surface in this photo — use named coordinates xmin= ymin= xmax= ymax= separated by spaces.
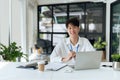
xmin=0 ymin=62 xmax=120 ymax=80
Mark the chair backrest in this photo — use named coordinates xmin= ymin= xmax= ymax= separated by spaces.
xmin=37 ymin=39 xmax=52 ymax=54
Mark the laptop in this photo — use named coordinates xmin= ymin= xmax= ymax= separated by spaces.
xmin=74 ymin=51 xmax=102 ymax=70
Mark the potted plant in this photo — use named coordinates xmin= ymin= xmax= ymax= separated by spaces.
xmin=93 ymin=37 xmax=107 ymax=61
xmin=93 ymin=37 xmax=107 ymax=50
xmin=111 ymin=53 xmax=120 ymax=70
xmin=0 ymin=42 xmax=27 ymax=62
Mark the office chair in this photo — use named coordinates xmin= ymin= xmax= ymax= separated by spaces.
xmin=37 ymin=39 xmax=52 ymax=55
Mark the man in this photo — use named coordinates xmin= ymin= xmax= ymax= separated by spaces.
xmin=50 ymin=17 xmax=95 ymax=65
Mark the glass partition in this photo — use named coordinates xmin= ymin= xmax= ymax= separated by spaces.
xmin=38 ymin=2 xmax=106 ymax=54
xmin=69 ymin=4 xmax=85 ymax=32
xmin=110 ymin=1 xmax=120 ymax=61
xmin=86 ymin=3 xmax=104 ymax=33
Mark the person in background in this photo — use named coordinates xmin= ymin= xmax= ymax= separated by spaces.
xmin=29 ymin=44 xmax=43 ymax=61
xmin=50 ymin=17 xmax=95 ymax=65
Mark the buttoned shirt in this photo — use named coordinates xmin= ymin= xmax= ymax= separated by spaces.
xmin=50 ymin=37 xmax=95 ymax=64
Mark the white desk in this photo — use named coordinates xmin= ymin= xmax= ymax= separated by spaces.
xmin=0 ymin=62 xmax=120 ymax=80
xmin=0 ymin=62 xmax=53 ymax=80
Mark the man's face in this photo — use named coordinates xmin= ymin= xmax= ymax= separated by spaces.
xmin=67 ymin=23 xmax=80 ymax=38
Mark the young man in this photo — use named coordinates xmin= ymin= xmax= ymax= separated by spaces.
xmin=50 ymin=17 xmax=95 ymax=65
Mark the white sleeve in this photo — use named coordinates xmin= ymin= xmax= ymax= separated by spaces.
xmin=29 ymin=54 xmax=37 ymax=61
xmin=50 ymin=41 xmax=64 ymax=63
xmin=84 ymin=38 xmax=96 ymax=51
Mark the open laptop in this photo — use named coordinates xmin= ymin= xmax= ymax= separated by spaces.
xmin=74 ymin=51 xmax=102 ymax=70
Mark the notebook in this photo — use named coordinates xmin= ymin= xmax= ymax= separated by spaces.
xmin=45 ymin=62 xmax=67 ymax=71
xmin=74 ymin=51 xmax=102 ymax=70
xmin=17 ymin=60 xmax=48 ymax=69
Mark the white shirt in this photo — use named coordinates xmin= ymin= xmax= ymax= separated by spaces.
xmin=50 ymin=37 xmax=95 ymax=64
xmin=29 ymin=52 xmax=41 ymax=61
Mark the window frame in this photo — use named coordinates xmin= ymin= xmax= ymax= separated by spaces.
xmin=37 ymin=2 xmax=106 ymax=54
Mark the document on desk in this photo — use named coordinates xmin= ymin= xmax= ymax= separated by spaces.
xmin=45 ymin=62 xmax=67 ymax=71
xmin=16 ymin=61 xmax=38 ymax=69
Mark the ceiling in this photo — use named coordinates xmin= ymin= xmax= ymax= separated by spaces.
xmin=38 ymin=3 xmax=103 ymax=18
xmin=37 ymin=0 xmax=108 ymax=5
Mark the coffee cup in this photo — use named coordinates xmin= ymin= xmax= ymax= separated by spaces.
xmin=37 ymin=61 xmax=45 ymax=72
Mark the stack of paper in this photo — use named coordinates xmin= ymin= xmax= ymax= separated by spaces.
xmin=45 ymin=62 xmax=67 ymax=71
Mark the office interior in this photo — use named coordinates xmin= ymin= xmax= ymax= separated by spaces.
xmin=0 ymin=0 xmax=120 ymax=62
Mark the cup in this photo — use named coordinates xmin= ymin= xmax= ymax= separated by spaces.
xmin=38 ymin=61 xmax=45 ymax=72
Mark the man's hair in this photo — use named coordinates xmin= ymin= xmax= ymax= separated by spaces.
xmin=66 ymin=17 xmax=79 ymax=28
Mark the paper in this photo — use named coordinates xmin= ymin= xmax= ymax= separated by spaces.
xmin=45 ymin=62 xmax=67 ymax=71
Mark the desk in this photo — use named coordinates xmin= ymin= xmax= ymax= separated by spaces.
xmin=0 ymin=62 xmax=53 ymax=80
xmin=0 ymin=62 xmax=120 ymax=80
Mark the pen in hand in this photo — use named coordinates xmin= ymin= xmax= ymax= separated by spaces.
xmin=62 ymin=51 xmax=76 ymax=62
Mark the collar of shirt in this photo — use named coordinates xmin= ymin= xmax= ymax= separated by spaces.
xmin=66 ymin=37 xmax=82 ymax=52
xmin=66 ymin=37 xmax=82 ymax=46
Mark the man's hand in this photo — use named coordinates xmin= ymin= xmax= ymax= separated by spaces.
xmin=62 ymin=51 xmax=76 ymax=62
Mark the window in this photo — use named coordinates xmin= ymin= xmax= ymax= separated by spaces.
xmin=110 ymin=0 xmax=120 ymax=61
xmin=38 ymin=2 xmax=106 ymax=54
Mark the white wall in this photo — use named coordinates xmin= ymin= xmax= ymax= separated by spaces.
xmin=27 ymin=0 xmax=38 ymax=55
xmin=0 ymin=0 xmax=23 ymax=47
xmin=0 ymin=0 xmax=38 ymax=62
xmin=0 ymin=0 xmax=9 ymax=45
xmin=11 ymin=0 xmax=21 ymax=45
xmin=37 ymin=0 xmax=107 ymax=5
xmin=17 ymin=0 xmax=38 ymax=56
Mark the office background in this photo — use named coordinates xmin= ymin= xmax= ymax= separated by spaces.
xmin=0 ymin=0 xmax=118 ymax=61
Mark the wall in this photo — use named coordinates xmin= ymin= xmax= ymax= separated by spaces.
xmin=11 ymin=0 xmax=38 ymax=54
xmin=0 ymin=0 xmax=9 ymax=45
xmin=27 ymin=0 xmax=38 ymax=55
xmin=0 ymin=0 xmax=23 ymax=47
xmin=37 ymin=0 xmax=106 ymax=5
xmin=11 ymin=0 xmax=21 ymax=45
xmin=0 ymin=0 xmax=38 ymax=62
xmin=15 ymin=0 xmax=38 ymax=58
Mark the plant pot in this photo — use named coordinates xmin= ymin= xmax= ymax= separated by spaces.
xmin=102 ymin=51 xmax=106 ymax=61
xmin=113 ymin=62 xmax=120 ymax=71
xmin=96 ymin=50 xmax=106 ymax=61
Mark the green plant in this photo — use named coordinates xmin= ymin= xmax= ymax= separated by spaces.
xmin=93 ymin=37 xmax=107 ymax=50
xmin=0 ymin=42 xmax=26 ymax=62
xmin=111 ymin=53 xmax=120 ymax=62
